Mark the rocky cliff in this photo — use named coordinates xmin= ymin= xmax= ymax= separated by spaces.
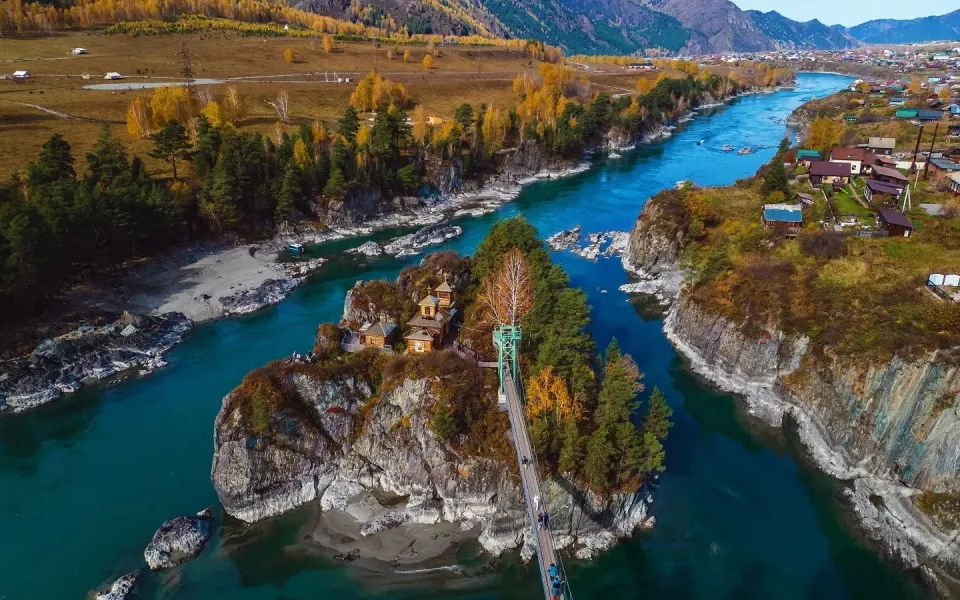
xmin=624 ymin=196 xmax=960 ymax=584
xmin=212 ymin=371 xmax=652 ymax=561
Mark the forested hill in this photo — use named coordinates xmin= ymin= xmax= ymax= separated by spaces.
xmin=847 ymin=9 xmax=960 ymax=44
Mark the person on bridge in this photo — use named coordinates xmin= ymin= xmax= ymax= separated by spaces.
xmin=522 ymin=456 xmax=529 ymax=468
xmin=537 ymin=513 xmax=544 ymax=529
xmin=543 ymin=512 xmax=550 ymax=528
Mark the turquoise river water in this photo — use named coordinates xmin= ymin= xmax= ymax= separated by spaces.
xmin=0 ymin=73 xmax=935 ymax=600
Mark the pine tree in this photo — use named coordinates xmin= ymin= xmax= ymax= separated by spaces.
xmin=585 ymin=424 xmax=616 ymax=491
xmin=194 ymin=115 xmax=222 ymax=178
xmin=28 ymin=133 xmax=75 ymax=186
xmin=149 ymin=121 xmax=192 ymax=180
xmin=557 ymin=418 xmax=583 ymax=476
xmin=276 ymin=163 xmax=301 ymax=222
xmin=762 ymin=156 xmax=789 ymax=198
xmin=642 ymin=387 xmax=673 ymax=443
xmin=337 ymin=106 xmax=360 ymax=141
xmin=323 ymin=167 xmax=348 ymax=199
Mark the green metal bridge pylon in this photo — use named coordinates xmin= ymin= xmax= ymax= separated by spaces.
xmin=493 ymin=325 xmax=522 ymax=393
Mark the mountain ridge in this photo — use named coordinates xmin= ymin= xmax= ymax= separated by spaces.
xmin=290 ymin=0 xmax=960 ymax=55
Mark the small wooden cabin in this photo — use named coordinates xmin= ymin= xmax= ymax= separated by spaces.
xmin=360 ymin=322 xmax=397 ymax=349
xmin=877 ymin=208 xmax=914 ymax=238
xmin=761 ymin=204 xmax=803 ymax=236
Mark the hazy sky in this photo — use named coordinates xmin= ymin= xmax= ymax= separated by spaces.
xmin=730 ymin=0 xmax=957 ymax=27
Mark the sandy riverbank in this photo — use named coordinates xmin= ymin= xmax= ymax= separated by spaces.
xmin=122 ymin=243 xmax=286 ymax=323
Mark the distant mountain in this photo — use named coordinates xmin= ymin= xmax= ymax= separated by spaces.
xmin=288 ymin=0 xmax=867 ymax=55
xmin=749 ymin=11 xmax=860 ymax=50
xmin=847 ymin=9 xmax=960 ymax=44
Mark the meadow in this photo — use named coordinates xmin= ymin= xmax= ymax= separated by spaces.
xmin=0 ymin=31 xmax=659 ymax=174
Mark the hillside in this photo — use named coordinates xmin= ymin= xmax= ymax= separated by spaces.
xmin=847 ymin=8 xmax=960 ymax=44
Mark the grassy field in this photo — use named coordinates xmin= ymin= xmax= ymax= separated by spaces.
xmin=0 ymin=31 xmax=662 ymax=175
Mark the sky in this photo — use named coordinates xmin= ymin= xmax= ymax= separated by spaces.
xmin=729 ymin=0 xmax=958 ymax=27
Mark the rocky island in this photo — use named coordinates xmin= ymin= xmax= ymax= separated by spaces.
xmin=212 ymin=218 xmax=672 ymax=566
xmin=622 ymin=148 xmax=960 ymax=592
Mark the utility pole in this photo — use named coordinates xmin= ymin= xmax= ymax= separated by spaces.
xmin=922 ymin=122 xmax=939 ymax=180
xmin=910 ymin=124 xmax=924 ymax=173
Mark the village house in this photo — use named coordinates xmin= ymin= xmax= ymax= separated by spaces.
xmin=867 ymin=137 xmax=896 ymax=155
xmin=919 ymin=109 xmax=944 ymax=122
xmin=877 ymin=208 xmax=914 ymax=237
xmin=796 ymin=149 xmax=821 ymax=168
xmin=71 ymin=48 xmax=87 ymax=55
xmin=404 ymin=282 xmax=458 ymax=354
xmin=871 ymin=165 xmax=909 ymax=188
xmin=950 ymin=172 xmax=960 ymax=195
xmin=359 ymin=321 xmax=398 ymax=349
xmin=928 ymin=158 xmax=960 ymax=179
xmin=11 ymin=70 xmax=30 ymax=80
xmin=810 ymin=161 xmax=853 ymax=186
xmin=864 ymin=179 xmax=903 ymax=204
xmin=761 ymin=203 xmax=803 ymax=236
xmin=897 ymin=108 xmax=920 ymax=119
xmin=104 ymin=72 xmax=124 ymax=80
xmin=830 ymin=148 xmax=866 ymax=174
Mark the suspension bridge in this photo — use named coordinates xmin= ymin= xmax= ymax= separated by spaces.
xmin=494 ymin=325 xmax=570 ymax=600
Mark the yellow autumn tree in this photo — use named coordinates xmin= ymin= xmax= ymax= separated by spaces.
xmin=387 ymin=49 xmax=395 ymax=60
xmin=403 ymin=49 xmax=411 ymax=63
xmin=412 ymin=104 xmax=429 ymax=145
xmin=480 ymin=104 xmax=509 ymax=155
xmin=355 ymin=123 xmax=371 ymax=147
xmin=806 ymin=117 xmax=845 ymax=157
xmin=636 ymin=77 xmax=654 ymax=95
xmin=224 ymin=86 xmax=246 ymax=125
xmin=312 ymin=120 xmax=330 ymax=152
xmin=293 ymin=138 xmax=311 ymax=168
xmin=201 ymin=100 xmax=225 ymax=128
xmin=283 ymin=47 xmax=295 ymax=63
xmin=126 ymin=96 xmax=153 ymax=139
xmin=150 ymin=85 xmax=191 ymax=127
xmin=322 ymin=34 xmax=334 ymax=53
xmin=909 ymin=78 xmax=923 ymax=95
xmin=423 ymin=54 xmax=434 ymax=70
xmin=526 ymin=366 xmax=581 ymax=422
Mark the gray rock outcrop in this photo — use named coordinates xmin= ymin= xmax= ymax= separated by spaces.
xmin=0 ymin=312 xmax=192 ymax=414
xmin=624 ymin=189 xmax=960 ymax=581
xmin=93 ymin=571 xmax=139 ymax=600
xmin=212 ymin=374 xmax=651 ymax=559
xmin=143 ymin=508 xmax=215 ymax=570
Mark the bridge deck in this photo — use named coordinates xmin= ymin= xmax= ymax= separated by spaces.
xmin=502 ymin=371 xmax=560 ymax=600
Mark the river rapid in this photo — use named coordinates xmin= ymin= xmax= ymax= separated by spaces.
xmin=0 ymin=73 xmax=934 ymax=600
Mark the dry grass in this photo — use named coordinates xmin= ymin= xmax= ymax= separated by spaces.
xmin=0 ymin=31 xmax=714 ymax=175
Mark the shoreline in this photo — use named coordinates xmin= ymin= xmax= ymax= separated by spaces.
xmin=0 ymin=82 xmax=768 ymax=416
xmin=660 ymin=308 xmax=960 ymax=593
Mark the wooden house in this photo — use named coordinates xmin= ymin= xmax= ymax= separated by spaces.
xmin=359 ymin=322 xmax=398 ymax=349
xmin=761 ymin=204 xmax=803 ymax=236
xmin=810 ymin=161 xmax=853 ymax=186
xmin=877 ymin=208 xmax=914 ymax=237
xmin=864 ymin=179 xmax=903 ymax=204
xmin=871 ymin=165 xmax=909 ymax=187
xmin=949 ymin=172 xmax=960 ymax=195
xmin=830 ymin=148 xmax=866 ymax=175
xmin=928 ymin=158 xmax=960 ymax=179
xmin=867 ymin=137 xmax=896 ymax=155
xmin=405 ymin=329 xmax=436 ymax=354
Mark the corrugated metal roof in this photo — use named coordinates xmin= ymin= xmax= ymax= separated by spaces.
xmin=872 ymin=165 xmax=908 ymax=181
xmin=763 ymin=204 xmax=803 ymax=223
xmin=930 ymin=158 xmax=960 ymax=171
xmin=797 ymin=149 xmax=821 ymax=159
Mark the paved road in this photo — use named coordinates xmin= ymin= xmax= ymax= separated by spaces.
xmin=502 ymin=369 xmax=561 ymax=600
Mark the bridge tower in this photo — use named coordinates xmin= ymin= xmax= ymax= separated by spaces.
xmin=493 ymin=325 xmax=522 ymax=393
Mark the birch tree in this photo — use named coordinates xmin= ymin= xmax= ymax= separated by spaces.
xmin=481 ymin=248 xmax=533 ymax=326
xmin=266 ymin=90 xmax=291 ymax=123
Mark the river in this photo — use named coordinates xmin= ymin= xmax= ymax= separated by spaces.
xmin=0 ymin=73 xmax=933 ymax=600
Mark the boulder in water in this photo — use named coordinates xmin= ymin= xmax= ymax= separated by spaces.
xmin=94 ymin=571 xmax=139 ymax=600
xmin=143 ymin=507 xmax=215 ymax=570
